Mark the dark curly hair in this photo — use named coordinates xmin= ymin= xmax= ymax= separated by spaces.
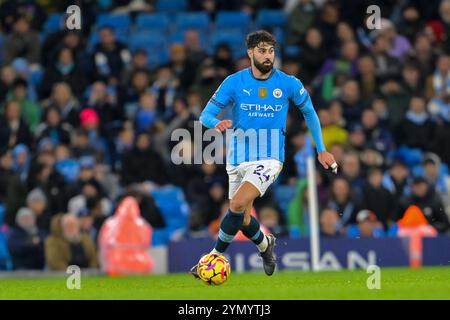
xmin=246 ymin=30 xmax=276 ymax=49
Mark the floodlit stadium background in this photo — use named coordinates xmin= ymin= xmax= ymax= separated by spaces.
xmin=0 ymin=0 xmax=449 ymax=277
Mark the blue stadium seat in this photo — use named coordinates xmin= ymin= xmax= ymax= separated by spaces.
xmin=43 ymin=13 xmax=65 ymax=34
xmin=135 ymin=13 xmax=171 ymax=31
xmin=151 ymin=186 xmax=190 ymax=244
xmin=30 ymin=69 xmax=44 ymax=86
xmin=284 ymin=45 xmax=301 ymax=58
xmin=273 ymin=27 xmax=285 ymax=46
xmin=97 ymin=13 xmax=131 ymax=30
xmin=147 ymin=50 xmax=170 ymax=68
xmin=210 ymin=30 xmax=246 ymax=58
xmin=156 ymin=0 xmax=187 ymax=12
xmin=255 ymin=10 xmax=287 ymax=29
xmin=175 ymin=12 xmax=210 ymax=31
xmin=210 ymin=29 xmax=245 ymax=49
xmin=215 ymin=11 xmax=251 ymax=31
xmin=129 ymin=32 xmax=167 ymax=51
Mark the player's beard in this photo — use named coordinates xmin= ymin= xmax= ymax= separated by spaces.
xmin=253 ymin=57 xmax=273 ymax=74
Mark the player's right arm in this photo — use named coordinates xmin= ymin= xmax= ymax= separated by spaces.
xmin=199 ymin=76 xmax=234 ymax=132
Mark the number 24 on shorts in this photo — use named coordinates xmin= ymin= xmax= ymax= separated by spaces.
xmin=253 ymin=165 xmax=271 ymax=182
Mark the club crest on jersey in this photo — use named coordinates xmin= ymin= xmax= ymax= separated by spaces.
xmin=258 ymin=87 xmax=267 ymax=99
xmin=273 ymin=88 xmax=282 ymax=98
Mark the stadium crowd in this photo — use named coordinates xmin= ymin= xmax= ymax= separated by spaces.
xmin=0 ymin=0 xmax=450 ymax=271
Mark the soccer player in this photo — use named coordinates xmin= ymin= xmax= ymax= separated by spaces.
xmin=192 ymin=30 xmax=338 ymax=277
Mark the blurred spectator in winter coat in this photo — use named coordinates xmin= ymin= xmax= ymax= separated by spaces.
xmin=395 ymin=95 xmax=435 ymax=151
xmin=45 ymin=213 xmax=98 ymax=271
xmin=26 ymin=188 xmax=51 ymax=234
xmin=0 ymin=100 xmax=33 ymax=152
xmin=120 ymin=132 xmax=168 ymax=186
xmin=3 ymin=16 xmax=40 ymax=65
xmin=39 ymin=47 xmax=87 ymax=99
xmin=7 ymin=207 xmax=46 ymax=270
xmin=361 ymin=167 xmax=396 ymax=229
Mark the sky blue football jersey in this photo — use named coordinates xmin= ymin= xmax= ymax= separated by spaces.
xmin=200 ymin=67 xmax=325 ymax=166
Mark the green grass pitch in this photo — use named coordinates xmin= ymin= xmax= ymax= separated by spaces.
xmin=1 ymin=267 xmax=449 ymax=300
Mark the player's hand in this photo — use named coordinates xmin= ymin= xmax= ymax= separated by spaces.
xmin=215 ymin=120 xmax=232 ymax=132
xmin=318 ymin=151 xmax=338 ymax=174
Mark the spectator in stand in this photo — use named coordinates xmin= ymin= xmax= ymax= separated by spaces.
xmin=7 ymin=207 xmax=46 ymax=270
xmin=421 ymin=153 xmax=449 ymax=196
xmin=375 ymin=18 xmax=411 ymax=62
xmin=123 ymin=69 xmax=151 ymax=110
xmin=7 ymin=78 xmax=41 ymax=133
xmin=319 ymin=208 xmax=342 ymax=237
xmin=0 ymin=65 xmax=17 ymax=102
xmin=361 ymin=167 xmax=396 ymax=229
xmin=341 ymin=152 xmax=365 ymax=197
xmin=348 ymin=124 xmax=367 ymax=152
xmin=431 ymin=112 xmax=450 ymax=167
xmin=398 ymin=177 xmax=450 ymax=234
xmin=317 ymin=108 xmax=348 ymax=150
xmin=356 ymin=54 xmax=379 ymax=100
xmin=121 ymin=49 xmax=151 ymax=87
xmin=398 ymin=4 xmax=424 ymax=44
xmin=371 ymin=34 xmax=402 ymax=83
xmin=120 ymin=132 xmax=168 ymax=187
xmin=85 ymin=81 xmax=123 ymax=135
xmin=401 ymin=61 xmax=424 ymax=99
xmin=41 ymin=82 xmax=80 ymax=128
xmin=327 ymin=177 xmax=359 ymax=225
xmin=286 ymin=0 xmax=318 ymax=45
xmin=382 ymin=160 xmax=411 ymax=207
xmin=118 ymin=186 xmax=166 ymax=229
xmin=395 ymin=95 xmax=435 ymax=151
xmin=91 ymin=26 xmax=131 ymax=84
xmin=318 ymin=42 xmax=360 ymax=103
xmin=45 ymin=213 xmax=98 ymax=270
xmin=169 ymin=44 xmax=196 ymax=92
xmin=35 ymin=107 xmax=72 ymax=145
xmin=296 ymin=27 xmax=328 ymax=85
xmin=149 ymin=65 xmax=179 ymax=119
xmin=410 ymin=33 xmax=437 ymax=78
xmin=338 ymin=79 xmax=365 ymax=128
xmin=184 ymin=29 xmax=207 ymax=69
xmin=39 ymin=47 xmax=87 ymax=99
xmin=428 ymin=55 xmax=450 ymax=120
xmin=259 ymin=206 xmax=288 ymax=238
xmin=0 ymin=100 xmax=33 ymax=152
xmin=346 ymin=209 xmax=385 ymax=238
xmin=361 ymin=109 xmax=393 ymax=154
xmin=135 ymin=92 xmax=158 ymax=133
xmin=3 ymin=15 xmax=40 ymax=65
xmin=26 ymin=188 xmax=51 ymax=234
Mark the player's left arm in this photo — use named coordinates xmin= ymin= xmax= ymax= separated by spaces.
xmin=291 ymin=78 xmax=338 ymax=174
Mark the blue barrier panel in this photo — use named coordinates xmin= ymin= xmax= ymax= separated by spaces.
xmin=422 ymin=236 xmax=450 ymax=266
xmin=168 ymin=237 xmax=415 ymax=273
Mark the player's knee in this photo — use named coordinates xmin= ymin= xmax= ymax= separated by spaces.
xmin=230 ymin=197 xmax=248 ymax=213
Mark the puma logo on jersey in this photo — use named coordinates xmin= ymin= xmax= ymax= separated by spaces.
xmin=243 ymin=89 xmax=252 ymax=96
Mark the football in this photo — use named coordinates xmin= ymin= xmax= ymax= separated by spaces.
xmin=196 ymin=253 xmax=231 ymax=285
